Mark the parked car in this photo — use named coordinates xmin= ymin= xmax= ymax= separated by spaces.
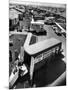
xmin=62 ymin=32 xmax=66 ymax=38
xmin=55 ymin=29 xmax=62 ymax=36
xmin=52 ymin=25 xmax=62 ymax=36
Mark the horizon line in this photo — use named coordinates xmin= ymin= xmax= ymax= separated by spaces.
xmin=9 ymin=0 xmax=66 ymax=8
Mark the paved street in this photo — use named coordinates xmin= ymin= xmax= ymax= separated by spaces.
xmin=37 ymin=24 xmax=66 ymax=62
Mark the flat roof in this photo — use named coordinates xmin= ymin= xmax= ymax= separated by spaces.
xmin=31 ymin=20 xmax=44 ymax=25
xmin=9 ymin=31 xmax=28 ymax=36
xmin=24 ymin=33 xmax=61 ymax=55
xmin=9 ymin=9 xmax=21 ymax=19
xmin=31 ymin=21 xmax=44 ymax=25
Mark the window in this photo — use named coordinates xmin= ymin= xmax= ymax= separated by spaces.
xmin=9 ymin=50 xmax=12 ymax=62
xmin=9 ymin=43 xmax=13 ymax=47
xmin=35 ymin=54 xmax=43 ymax=63
xmin=15 ymin=50 xmax=18 ymax=61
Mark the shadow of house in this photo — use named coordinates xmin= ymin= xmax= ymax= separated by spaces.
xmin=33 ymin=53 xmax=66 ymax=87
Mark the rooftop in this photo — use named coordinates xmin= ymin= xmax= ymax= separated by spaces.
xmin=24 ymin=33 xmax=61 ymax=55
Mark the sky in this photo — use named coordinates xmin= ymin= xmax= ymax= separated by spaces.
xmin=9 ymin=0 xmax=66 ymax=8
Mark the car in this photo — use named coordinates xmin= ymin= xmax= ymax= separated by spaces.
xmin=55 ymin=29 xmax=62 ymax=36
xmin=52 ymin=25 xmax=57 ymax=30
xmin=52 ymin=25 xmax=62 ymax=36
xmin=62 ymin=32 xmax=66 ymax=38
